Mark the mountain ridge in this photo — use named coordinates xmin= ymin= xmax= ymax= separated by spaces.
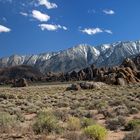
xmin=1 ymin=40 xmax=140 ymax=73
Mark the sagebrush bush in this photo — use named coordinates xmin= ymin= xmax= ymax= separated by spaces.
xmin=32 ymin=110 xmax=62 ymax=134
xmin=123 ymin=126 xmax=140 ymax=140
xmin=64 ymin=131 xmax=88 ymax=140
xmin=84 ymin=124 xmax=107 ymax=140
xmin=67 ymin=116 xmax=81 ymax=131
xmin=125 ymin=119 xmax=140 ymax=131
xmin=81 ymin=117 xmax=95 ymax=128
xmin=106 ymin=116 xmax=126 ymax=130
xmin=0 ymin=112 xmax=16 ymax=133
xmin=53 ymin=108 xmax=69 ymax=121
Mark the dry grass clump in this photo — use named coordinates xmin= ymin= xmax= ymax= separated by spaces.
xmin=67 ymin=116 xmax=81 ymax=131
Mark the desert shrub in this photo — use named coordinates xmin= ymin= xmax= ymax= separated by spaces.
xmin=53 ymin=108 xmax=69 ymax=121
xmin=114 ymin=105 xmax=129 ymax=116
xmin=67 ymin=116 xmax=81 ymax=131
xmin=81 ymin=117 xmax=95 ymax=128
xmin=123 ymin=126 xmax=140 ymax=140
xmin=25 ymin=105 xmax=38 ymax=114
xmin=106 ymin=116 xmax=126 ymax=130
xmin=125 ymin=119 xmax=140 ymax=131
xmin=84 ymin=124 xmax=107 ymax=140
xmin=7 ymin=107 xmax=21 ymax=115
xmin=32 ymin=110 xmax=62 ymax=134
xmin=64 ymin=131 xmax=88 ymax=140
xmin=0 ymin=112 xmax=16 ymax=133
xmin=0 ymin=93 xmax=16 ymax=100
xmin=16 ymin=112 xmax=25 ymax=122
xmin=0 ymin=93 xmax=8 ymax=99
xmin=99 ymin=108 xmax=114 ymax=118
xmin=129 ymin=107 xmax=139 ymax=114
xmin=95 ymin=100 xmax=108 ymax=110
xmin=109 ymin=98 xmax=123 ymax=106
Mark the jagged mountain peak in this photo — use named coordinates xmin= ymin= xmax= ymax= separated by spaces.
xmin=0 ymin=40 xmax=140 ymax=73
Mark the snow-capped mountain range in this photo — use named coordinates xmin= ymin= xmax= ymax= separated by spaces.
xmin=1 ymin=40 xmax=140 ymax=73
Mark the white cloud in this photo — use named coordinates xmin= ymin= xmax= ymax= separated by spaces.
xmin=38 ymin=24 xmax=67 ymax=31
xmin=105 ymin=29 xmax=113 ymax=34
xmin=62 ymin=26 xmax=67 ymax=30
xmin=38 ymin=0 xmax=57 ymax=9
xmin=80 ymin=28 xmax=103 ymax=35
xmin=0 ymin=25 xmax=11 ymax=33
xmin=20 ymin=12 xmax=28 ymax=16
xmin=32 ymin=10 xmax=50 ymax=22
xmin=80 ymin=27 xmax=113 ymax=35
xmin=103 ymin=9 xmax=115 ymax=15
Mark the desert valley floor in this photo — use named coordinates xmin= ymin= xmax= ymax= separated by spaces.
xmin=0 ymin=83 xmax=140 ymax=140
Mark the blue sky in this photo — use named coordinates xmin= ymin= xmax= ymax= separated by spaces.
xmin=0 ymin=0 xmax=140 ymax=57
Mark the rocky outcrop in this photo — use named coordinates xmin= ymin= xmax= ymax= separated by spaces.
xmin=0 ymin=65 xmax=44 ymax=84
xmin=1 ymin=54 xmax=140 ymax=86
xmin=57 ymin=55 xmax=140 ymax=85
xmin=12 ymin=78 xmax=28 ymax=87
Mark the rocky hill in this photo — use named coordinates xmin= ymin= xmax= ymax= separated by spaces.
xmin=0 ymin=65 xmax=44 ymax=84
xmin=44 ymin=54 xmax=140 ymax=86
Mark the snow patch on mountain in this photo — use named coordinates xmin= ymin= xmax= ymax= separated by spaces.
xmin=0 ymin=40 xmax=140 ymax=73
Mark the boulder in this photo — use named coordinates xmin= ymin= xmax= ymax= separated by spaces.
xmin=66 ymin=83 xmax=81 ymax=91
xmin=80 ymin=82 xmax=105 ymax=89
xmin=80 ymin=82 xmax=94 ymax=89
xmin=121 ymin=58 xmax=137 ymax=71
xmin=104 ymin=73 xmax=117 ymax=85
xmin=117 ymin=78 xmax=126 ymax=86
xmin=12 ymin=78 xmax=28 ymax=87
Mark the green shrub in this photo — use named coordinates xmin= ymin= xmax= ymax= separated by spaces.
xmin=67 ymin=116 xmax=81 ymax=131
xmin=33 ymin=110 xmax=61 ymax=134
xmin=125 ymin=119 xmax=140 ymax=131
xmin=81 ymin=117 xmax=95 ymax=128
xmin=84 ymin=124 xmax=107 ymax=140
xmin=123 ymin=126 xmax=140 ymax=140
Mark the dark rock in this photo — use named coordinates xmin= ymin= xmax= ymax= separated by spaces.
xmin=104 ymin=73 xmax=117 ymax=85
xmin=12 ymin=78 xmax=28 ymax=87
